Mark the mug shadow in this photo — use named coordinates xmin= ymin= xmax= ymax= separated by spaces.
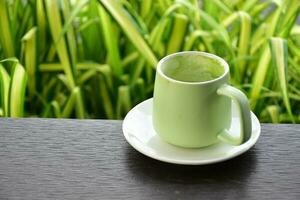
xmin=125 ymin=145 xmax=258 ymax=185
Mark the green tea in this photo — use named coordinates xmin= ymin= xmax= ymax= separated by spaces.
xmin=162 ymin=54 xmax=224 ymax=82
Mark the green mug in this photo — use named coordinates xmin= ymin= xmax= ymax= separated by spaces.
xmin=153 ymin=51 xmax=252 ymax=148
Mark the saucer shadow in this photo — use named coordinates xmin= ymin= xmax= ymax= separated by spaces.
xmin=125 ymin=145 xmax=257 ymax=184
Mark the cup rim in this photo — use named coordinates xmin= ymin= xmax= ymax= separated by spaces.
xmin=157 ymin=51 xmax=229 ymax=85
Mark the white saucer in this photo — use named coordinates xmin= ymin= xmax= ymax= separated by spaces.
xmin=123 ymin=98 xmax=260 ymax=165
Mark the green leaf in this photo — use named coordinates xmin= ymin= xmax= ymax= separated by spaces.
xmin=59 ymin=0 xmax=89 ymax=44
xmin=222 ymin=11 xmax=251 ymax=78
xmin=269 ymin=37 xmax=295 ymax=122
xmin=62 ymin=87 xmax=85 ymax=118
xmin=116 ymin=85 xmax=131 ymax=119
xmin=21 ymin=27 xmax=37 ymax=99
xmin=131 ymin=58 xmax=145 ymax=84
xmin=75 ymin=88 xmax=85 ymax=118
xmin=51 ymin=101 xmax=61 ymax=118
xmin=183 ymin=30 xmax=209 ymax=51
xmin=0 ymin=57 xmax=19 ymax=63
xmin=265 ymin=105 xmax=280 ymax=123
xmin=166 ymin=13 xmax=188 ymax=54
xmin=121 ymin=52 xmax=139 ymax=67
xmin=98 ymin=4 xmax=122 ymax=76
xmin=45 ymin=0 xmax=75 ymax=89
xmin=36 ymin=0 xmax=47 ymax=57
xmin=250 ymin=46 xmax=271 ymax=109
xmin=140 ymin=0 xmax=152 ymax=19
xmin=277 ymin=0 xmax=300 ymax=37
xmin=9 ymin=63 xmax=27 ymax=117
xmin=198 ymin=9 xmax=231 ymax=49
xmin=237 ymin=12 xmax=251 ymax=78
xmin=0 ymin=64 xmax=11 ymax=116
xmin=242 ymin=0 xmax=259 ymax=11
xmin=211 ymin=0 xmax=232 ymax=14
xmin=99 ymin=0 xmax=158 ymax=67
xmin=78 ymin=69 xmax=98 ymax=84
xmin=99 ymin=75 xmax=114 ymax=119
xmin=0 ymin=0 xmax=15 ymax=57
xmin=149 ymin=17 xmax=170 ymax=56
xmin=61 ymin=0 xmax=79 ymax=73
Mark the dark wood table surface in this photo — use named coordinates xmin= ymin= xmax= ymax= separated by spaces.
xmin=0 ymin=118 xmax=299 ymax=200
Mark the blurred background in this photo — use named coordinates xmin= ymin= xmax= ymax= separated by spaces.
xmin=0 ymin=0 xmax=299 ymax=123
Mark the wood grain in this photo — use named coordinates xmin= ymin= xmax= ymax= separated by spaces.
xmin=0 ymin=118 xmax=299 ymax=200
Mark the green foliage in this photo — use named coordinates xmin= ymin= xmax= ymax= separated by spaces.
xmin=0 ymin=0 xmax=299 ymax=123
xmin=0 ymin=60 xmax=27 ymax=117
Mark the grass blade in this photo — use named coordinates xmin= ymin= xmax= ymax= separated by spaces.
xmin=62 ymin=0 xmax=78 ymax=73
xmin=269 ymin=37 xmax=295 ymax=122
xmin=251 ymin=3 xmax=281 ymax=54
xmin=99 ymin=75 xmax=114 ymax=119
xmin=98 ymin=4 xmax=122 ymax=76
xmin=237 ymin=12 xmax=251 ymax=78
xmin=78 ymin=69 xmax=98 ymax=84
xmin=198 ymin=9 xmax=231 ymax=49
xmin=183 ymin=30 xmax=210 ymax=51
xmin=9 ymin=63 xmax=27 ymax=117
xmin=250 ymin=46 xmax=271 ymax=109
xmin=277 ymin=0 xmax=300 ymax=37
xmin=149 ymin=17 xmax=170 ymax=57
xmin=116 ymin=85 xmax=131 ymax=119
xmin=0 ymin=0 xmax=15 ymax=57
xmin=99 ymin=0 xmax=158 ymax=67
xmin=242 ymin=0 xmax=259 ymax=12
xmin=0 ymin=64 xmax=11 ymax=116
xmin=0 ymin=57 xmax=19 ymax=63
xmin=140 ymin=0 xmax=152 ymax=19
xmin=211 ymin=0 xmax=232 ymax=14
xmin=62 ymin=87 xmax=84 ymax=118
xmin=59 ymin=0 xmax=89 ymax=43
xmin=266 ymin=105 xmax=280 ymax=123
xmin=75 ymin=88 xmax=85 ymax=118
xmin=36 ymin=0 xmax=47 ymax=58
xmin=51 ymin=101 xmax=61 ymax=118
xmin=250 ymin=3 xmax=283 ymax=108
xmin=166 ymin=13 xmax=188 ymax=54
xmin=120 ymin=0 xmax=148 ymax=35
xmin=21 ymin=27 xmax=37 ymax=99
xmin=121 ymin=52 xmax=139 ymax=67
xmin=222 ymin=11 xmax=251 ymax=79
xmin=131 ymin=58 xmax=145 ymax=84
xmin=45 ymin=0 xmax=75 ymax=89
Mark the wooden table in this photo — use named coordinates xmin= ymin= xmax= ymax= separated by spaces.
xmin=0 ymin=118 xmax=299 ymax=199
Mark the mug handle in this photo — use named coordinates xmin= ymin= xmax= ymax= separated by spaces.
xmin=216 ymin=84 xmax=252 ymax=145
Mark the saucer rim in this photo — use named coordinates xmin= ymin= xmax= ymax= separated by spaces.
xmin=122 ymin=98 xmax=261 ymax=165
